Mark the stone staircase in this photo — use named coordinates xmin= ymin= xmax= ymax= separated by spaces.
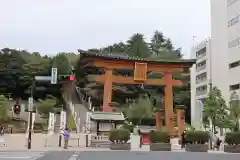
xmin=70 ymin=85 xmax=90 ymax=132
xmin=54 ymin=114 xmax=61 ymax=132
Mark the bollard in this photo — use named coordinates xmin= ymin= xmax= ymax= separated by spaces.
xmin=85 ymin=134 xmax=89 ymax=147
xmin=59 ymin=134 xmax=62 ymax=147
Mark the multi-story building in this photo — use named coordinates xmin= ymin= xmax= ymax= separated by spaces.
xmin=190 ymin=39 xmax=212 ymax=129
xmin=191 ymin=0 xmax=240 ymax=129
xmin=227 ymin=0 xmax=240 ymax=96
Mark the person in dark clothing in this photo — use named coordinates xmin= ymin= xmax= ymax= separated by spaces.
xmin=181 ymin=130 xmax=186 ymax=148
xmin=0 ymin=125 xmax=4 ymax=136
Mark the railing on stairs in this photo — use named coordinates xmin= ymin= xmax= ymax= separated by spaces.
xmin=62 ymin=84 xmax=94 ymax=133
xmin=75 ymin=86 xmax=92 ymax=111
xmin=75 ymin=87 xmax=94 ymax=133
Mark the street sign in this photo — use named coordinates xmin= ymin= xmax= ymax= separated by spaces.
xmin=28 ymin=97 xmax=33 ymax=111
xmin=51 ymin=68 xmax=58 ymax=84
xmin=35 ymin=76 xmax=51 ymax=81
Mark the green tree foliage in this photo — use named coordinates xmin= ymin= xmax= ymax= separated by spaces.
xmin=126 ymin=96 xmax=155 ymax=124
xmin=0 ymin=48 xmax=73 ymax=101
xmin=52 ymin=53 xmax=72 ymax=75
xmin=203 ymin=87 xmax=228 ymax=131
xmin=0 ymin=95 xmax=10 ymax=122
xmin=126 ymin=33 xmax=149 ymax=58
xmin=36 ymin=96 xmax=57 ymax=118
xmin=223 ymin=91 xmax=240 ymax=131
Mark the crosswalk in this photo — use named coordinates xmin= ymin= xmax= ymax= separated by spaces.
xmin=0 ymin=151 xmax=45 ymax=160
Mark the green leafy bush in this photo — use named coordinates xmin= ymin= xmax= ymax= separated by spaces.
xmin=121 ymin=123 xmax=134 ymax=133
xmin=109 ymin=128 xmax=130 ymax=143
xmin=149 ymin=130 xmax=170 ymax=143
xmin=225 ymin=132 xmax=240 ymax=145
xmin=185 ymin=131 xmax=209 ymax=144
xmin=67 ymin=113 xmax=77 ymax=131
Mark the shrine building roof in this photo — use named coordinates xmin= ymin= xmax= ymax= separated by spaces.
xmin=78 ymin=49 xmax=195 ymax=67
xmin=89 ymin=111 xmax=125 ymax=121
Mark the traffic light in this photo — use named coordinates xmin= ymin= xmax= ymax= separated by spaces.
xmin=59 ymin=75 xmax=75 ymax=82
xmin=69 ymin=75 xmax=75 ymax=81
xmin=13 ymin=104 xmax=21 ymax=114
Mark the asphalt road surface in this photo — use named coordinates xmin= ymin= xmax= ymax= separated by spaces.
xmin=0 ymin=151 xmax=240 ymax=160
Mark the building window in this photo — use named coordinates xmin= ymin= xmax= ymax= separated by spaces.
xmin=196 ymin=85 xmax=208 ymax=96
xmin=228 ymin=15 xmax=240 ymax=27
xmin=196 ymin=47 xmax=206 ymax=58
xmin=230 ymin=84 xmax=240 ymax=90
xmin=228 ymin=37 xmax=240 ymax=48
xmin=196 ymin=72 xmax=207 ymax=84
xmin=228 ymin=0 xmax=240 ymax=6
xmin=196 ymin=60 xmax=206 ymax=71
xmin=229 ymin=61 xmax=240 ymax=68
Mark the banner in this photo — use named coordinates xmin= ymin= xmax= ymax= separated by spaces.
xmin=48 ymin=112 xmax=55 ymax=135
xmin=60 ymin=110 xmax=66 ymax=130
xmin=77 ymin=117 xmax=81 ymax=133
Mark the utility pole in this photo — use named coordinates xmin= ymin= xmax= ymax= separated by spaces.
xmin=208 ymin=78 xmax=213 ymax=150
xmin=27 ymin=81 xmax=35 ymax=149
xmin=27 ymin=68 xmax=58 ymax=149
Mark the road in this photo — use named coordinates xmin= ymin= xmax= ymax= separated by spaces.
xmin=0 ymin=151 xmax=239 ymax=160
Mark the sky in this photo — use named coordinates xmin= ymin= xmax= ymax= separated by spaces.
xmin=0 ymin=0 xmax=210 ymax=58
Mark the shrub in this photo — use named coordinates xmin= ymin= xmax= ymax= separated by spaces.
xmin=225 ymin=132 xmax=240 ymax=145
xmin=121 ymin=123 xmax=134 ymax=133
xmin=185 ymin=131 xmax=208 ymax=144
xmin=109 ymin=128 xmax=130 ymax=143
xmin=109 ymin=129 xmax=119 ymax=142
xmin=149 ymin=130 xmax=170 ymax=143
xmin=67 ymin=113 xmax=77 ymax=131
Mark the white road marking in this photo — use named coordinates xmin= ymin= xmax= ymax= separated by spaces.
xmin=30 ymin=152 xmax=46 ymax=160
xmin=0 ymin=156 xmax=31 ymax=159
xmin=0 ymin=151 xmax=45 ymax=159
xmin=69 ymin=152 xmax=79 ymax=160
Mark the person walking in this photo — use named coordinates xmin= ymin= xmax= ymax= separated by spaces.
xmin=63 ymin=128 xmax=70 ymax=149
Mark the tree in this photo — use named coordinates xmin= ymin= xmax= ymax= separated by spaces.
xmin=150 ymin=30 xmax=182 ymax=59
xmin=52 ymin=53 xmax=72 ymax=75
xmin=126 ymin=33 xmax=149 ymax=58
xmin=0 ymin=95 xmax=10 ymax=123
xmin=36 ymin=96 xmax=57 ymax=118
xmin=224 ymin=91 xmax=240 ymax=131
xmin=150 ymin=30 xmax=165 ymax=55
xmin=125 ymin=96 xmax=155 ymax=124
xmin=203 ymin=87 xmax=228 ymax=131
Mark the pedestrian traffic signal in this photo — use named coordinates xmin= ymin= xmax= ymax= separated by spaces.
xmin=69 ymin=75 xmax=75 ymax=81
xmin=59 ymin=75 xmax=75 ymax=82
xmin=13 ymin=104 xmax=21 ymax=114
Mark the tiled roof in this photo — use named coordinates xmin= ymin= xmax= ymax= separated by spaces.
xmin=78 ymin=49 xmax=195 ymax=66
xmin=89 ymin=111 xmax=125 ymax=121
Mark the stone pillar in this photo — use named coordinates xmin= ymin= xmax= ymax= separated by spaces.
xmin=176 ymin=105 xmax=186 ymax=136
xmin=156 ymin=108 xmax=164 ymax=130
xmin=164 ymin=72 xmax=174 ymax=134
xmin=102 ymin=68 xmax=113 ymax=112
